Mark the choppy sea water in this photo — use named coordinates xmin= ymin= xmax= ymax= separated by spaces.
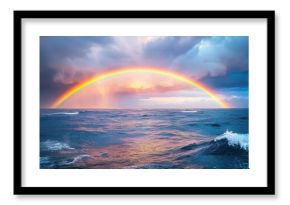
xmin=40 ymin=109 xmax=249 ymax=169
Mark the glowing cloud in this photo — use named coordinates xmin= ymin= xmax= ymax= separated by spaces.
xmin=51 ymin=67 xmax=230 ymax=108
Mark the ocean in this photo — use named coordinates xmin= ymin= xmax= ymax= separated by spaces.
xmin=40 ymin=108 xmax=249 ymax=169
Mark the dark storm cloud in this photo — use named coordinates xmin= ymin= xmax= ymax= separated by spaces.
xmin=197 ymin=37 xmax=248 ymax=89
xmin=40 ymin=36 xmax=113 ymax=107
xmin=200 ymin=69 xmax=248 ymax=88
xmin=171 ymin=36 xmax=248 ymax=78
xmin=143 ymin=37 xmax=205 ymax=66
xmin=40 ymin=36 xmax=112 ymax=64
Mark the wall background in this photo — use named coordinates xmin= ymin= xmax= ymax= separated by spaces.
xmin=0 ymin=0 xmax=286 ymax=204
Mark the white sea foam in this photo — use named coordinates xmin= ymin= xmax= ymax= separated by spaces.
xmin=45 ymin=112 xmax=79 ymax=116
xmin=181 ymin=110 xmax=198 ymax=113
xmin=41 ymin=140 xmax=75 ymax=151
xmin=65 ymin=155 xmax=92 ymax=165
xmin=214 ymin=130 xmax=249 ymax=150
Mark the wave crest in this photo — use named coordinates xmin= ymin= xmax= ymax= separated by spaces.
xmin=214 ymin=130 xmax=248 ymax=150
xmin=64 ymin=155 xmax=92 ymax=165
xmin=43 ymin=112 xmax=79 ymax=116
xmin=41 ymin=140 xmax=74 ymax=151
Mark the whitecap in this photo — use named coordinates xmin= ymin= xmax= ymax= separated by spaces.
xmin=181 ymin=110 xmax=198 ymax=113
xmin=41 ymin=140 xmax=75 ymax=151
xmin=44 ymin=112 xmax=79 ymax=116
xmin=214 ymin=130 xmax=249 ymax=150
xmin=64 ymin=155 xmax=92 ymax=165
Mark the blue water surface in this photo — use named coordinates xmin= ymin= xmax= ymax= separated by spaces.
xmin=40 ymin=108 xmax=248 ymax=169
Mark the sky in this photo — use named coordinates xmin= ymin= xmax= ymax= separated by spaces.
xmin=40 ymin=36 xmax=248 ymax=109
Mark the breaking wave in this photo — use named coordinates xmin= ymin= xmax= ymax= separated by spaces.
xmin=64 ymin=155 xmax=92 ymax=165
xmin=175 ymin=131 xmax=249 ymax=168
xmin=178 ymin=130 xmax=249 ymax=157
xmin=214 ymin=130 xmax=248 ymax=150
xmin=41 ymin=140 xmax=75 ymax=151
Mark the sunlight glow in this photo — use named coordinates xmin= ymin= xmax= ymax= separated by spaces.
xmin=51 ymin=67 xmax=230 ymax=108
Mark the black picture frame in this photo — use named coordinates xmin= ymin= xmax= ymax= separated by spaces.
xmin=14 ymin=10 xmax=275 ymax=195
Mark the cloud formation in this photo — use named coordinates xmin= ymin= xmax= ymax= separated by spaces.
xmin=40 ymin=36 xmax=248 ymax=108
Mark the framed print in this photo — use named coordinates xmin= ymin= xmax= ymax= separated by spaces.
xmin=14 ymin=10 xmax=275 ymax=195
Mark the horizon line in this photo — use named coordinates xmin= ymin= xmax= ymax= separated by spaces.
xmin=40 ymin=107 xmax=248 ymax=110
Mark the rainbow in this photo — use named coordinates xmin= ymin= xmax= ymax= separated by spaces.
xmin=51 ymin=67 xmax=230 ymax=108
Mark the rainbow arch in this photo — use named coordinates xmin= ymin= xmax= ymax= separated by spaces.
xmin=51 ymin=67 xmax=230 ymax=108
